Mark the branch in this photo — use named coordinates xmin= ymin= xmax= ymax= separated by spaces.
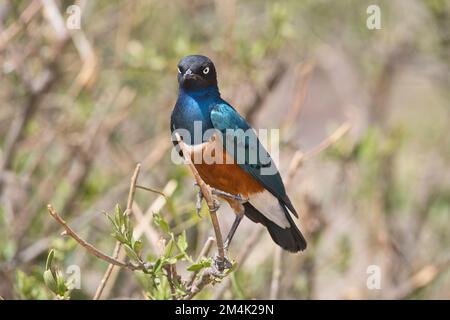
xmin=135 ymin=185 xmax=167 ymax=198
xmin=269 ymin=244 xmax=283 ymax=299
xmin=286 ymin=121 xmax=351 ymax=184
xmin=187 ymin=237 xmax=215 ymax=288
xmin=174 ymin=133 xmax=226 ymax=271
xmin=93 ymin=163 xmax=141 ymax=300
xmin=212 ymin=228 xmax=264 ymax=299
xmin=46 ymin=204 xmax=145 ymax=271
xmin=184 ymin=268 xmax=216 ymax=300
xmin=245 ymin=62 xmax=287 ymax=124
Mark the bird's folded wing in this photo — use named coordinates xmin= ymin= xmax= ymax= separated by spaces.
xmin=210 ymin=102 xmax=298 ymax=217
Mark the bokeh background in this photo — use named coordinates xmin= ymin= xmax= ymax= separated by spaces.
xmin=1 ymin=0 xmax=450 ymax=299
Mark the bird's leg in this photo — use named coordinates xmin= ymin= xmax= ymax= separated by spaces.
xmin=223 ymin=214 xmax=243 ymax=251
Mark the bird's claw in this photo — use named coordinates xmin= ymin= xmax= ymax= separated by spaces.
xmin=210 ymin=199 xmax=220 ymax=212
xmin=213 ymin=253 xmax=232 ymax=272
xmin=211 ymin=188 xmax=247 ymax=203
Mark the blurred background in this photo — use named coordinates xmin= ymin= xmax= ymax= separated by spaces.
xmin=0 ymin=0 xmax=449 ymax=299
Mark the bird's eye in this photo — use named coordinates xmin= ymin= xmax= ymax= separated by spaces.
xmin=177 ymin=67 xmax=182 ymax=74
xmin=202 ymin=67 xmax=210 ymax=75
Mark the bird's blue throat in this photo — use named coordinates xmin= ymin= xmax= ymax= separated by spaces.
xmin=174 ymin=85 xmax=221 ymax=143
xmin=178 ymin=85 xmax=220 ymax=100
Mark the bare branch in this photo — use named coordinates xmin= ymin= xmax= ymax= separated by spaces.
xmin=135 ymin=185 xmax=167 ymax=198
xmin=93 ymin=163 xmax=141 ymax=300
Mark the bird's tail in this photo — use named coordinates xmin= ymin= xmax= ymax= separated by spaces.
xmin=243 ymin=202 xmax=307 ymax=252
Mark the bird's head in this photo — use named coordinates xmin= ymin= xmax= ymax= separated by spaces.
xmin=177 ymin=55 xmax=217 ymax=91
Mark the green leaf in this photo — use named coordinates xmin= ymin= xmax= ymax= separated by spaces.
xmin=106 ymin=212 xmax=119 ymax=231
xmin=153 ymin=258 xmax=162 ymax=273
xmin=43 ymin=269 xmax=57 ymax=293
xmin=111 ymin=232 xmax=127 ymax=244
xmin=153 ymin=213 xmax=170 ymax=234
xmin=174 ymin=253 xmax=186 ymax=260
xmin=165 ymin=257 xmax=177 ymax=265
xmin=133 ymin=240 xmax=143 ymax=256
xmin=123 ymin=244 xmax=140 ymax=262
xmin=186 ymin=258 xmax=211 ymax=272
xmin=225 ymin=260 xmax=238 ymax=275
xmin=56 ymin=271 xmax=67 ymax=296
xmin=45 ymin=250 xmax=54 ymax=271
xmin=177 ymin=231 xmax=188 ymax=252
xmin=114 ymin=204 xmax=123 ymax=227
xmin=163 ymin=238 xmax=174 ymax=258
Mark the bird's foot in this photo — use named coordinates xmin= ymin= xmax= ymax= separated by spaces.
xmin=209 ymin=198 xmax=220 ymax=212
xmin=213 ymin=253 xmax=232 ymax=273
xmin=194 ymin=183 xmax=221 ymax=214
xmin=210 ymin=188 xmax=247 ymax=203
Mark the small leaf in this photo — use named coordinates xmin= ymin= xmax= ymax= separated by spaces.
xmin=187 ymin=262 xmax=204 ymax=272
xmin=163 ymin=238 xmax=174 ymax=258
xmin=106 ymin=211 xmax=121 ymax=231
xmin=114 ymin=205 xmax=122 ymax=226
xmin=111 ymin=232 xmax=127 ymax=244
xmin=133 ymin=240 xmax=143 ymax=256
xmin=43 ymin=269 xmax=57 ymax=293
xmin=153 ymin=213 xmax=170 ymax=234
xmin=177 ymin=231 xmax=188 ymax=252
xmin=45 ymin=250 xmax=54 ymax=271
xmin=153 ymin=258 xmax=162 ymax=273
xmin=225 ymin=260 xmax=238 ymax=275
xmin=186 ymin=257 xmax=211 ymax=272
xmin=174 ymin=253 xmax=186 ymax=260
xmin=165 ymin=257 xmax=177 ymax=265
xmin=56 ymin=271 xmax=67 ymax=296
xmin=123 ymin=244 xmax=140 ymax=262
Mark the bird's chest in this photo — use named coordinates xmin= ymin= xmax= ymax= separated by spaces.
xmin=184 ymin=134 xmax=264 ymax=197
xmin=172 ymin=96 xmax=214 ymax=139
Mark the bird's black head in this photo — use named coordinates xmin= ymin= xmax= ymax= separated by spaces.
xmin=177 ymin=55 xmax=217 ymax=91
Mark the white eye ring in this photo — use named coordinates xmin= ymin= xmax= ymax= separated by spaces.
xmin=177 ymin=67 xmax=182 ymax=74
xmin=202 ymin=67 xmax=210 ymax=75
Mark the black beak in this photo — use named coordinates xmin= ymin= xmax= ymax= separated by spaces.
xmin=182 ymin=69 xmax=197 ymax=81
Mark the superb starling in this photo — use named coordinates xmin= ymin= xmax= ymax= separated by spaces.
xmin=170 ymin=55 xmax=306 ymax=252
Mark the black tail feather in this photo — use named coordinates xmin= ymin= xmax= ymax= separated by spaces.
xmin=243 ymin=202 xmax=307 ymax=252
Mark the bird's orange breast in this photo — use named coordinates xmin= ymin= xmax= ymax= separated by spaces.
xmin=187 ymin=134 xmax=264 ymax=198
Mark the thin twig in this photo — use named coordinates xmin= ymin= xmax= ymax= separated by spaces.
xmin=184 ymin=269 xmax=216 ymax=300
xmin=269 ymin=245 xmax=283 ymax=299
xmin=135 ymin=185 xmax=167 ymax=198
xmin=212 ymin=228 xmax=264 ymax=299
xmin=174 ymin=133 xmax=226 ymax=271
xmin=269 ymin=121 xmax=351 ymax=299
xmin=93 ymin=163 xmax=141 ymax=300
xmin=46 ymin=204 xmax=143 ymax=271
xmin=187 ymin=237 xmax=215 ymax=287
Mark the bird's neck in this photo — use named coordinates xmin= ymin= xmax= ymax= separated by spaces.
xmin=178 ymin=85 xmax=220 ymax=101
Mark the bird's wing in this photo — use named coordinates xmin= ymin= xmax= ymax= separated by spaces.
xmin=210 ymin=102 xmax=298 ymax=217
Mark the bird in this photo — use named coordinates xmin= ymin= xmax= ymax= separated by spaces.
xmin=170 ymin=55 xmax=306 ymax=253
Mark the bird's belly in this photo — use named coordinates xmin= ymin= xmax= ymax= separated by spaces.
xmin=185 ymin=135 xmax=264 ymax=197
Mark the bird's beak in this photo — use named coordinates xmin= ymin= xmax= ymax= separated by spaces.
xmin=182 ymin=68 xmax=196 ymax=80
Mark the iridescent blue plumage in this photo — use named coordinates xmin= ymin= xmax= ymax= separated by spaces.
xmin=170 ymin=55 xmax=306 ymax=252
